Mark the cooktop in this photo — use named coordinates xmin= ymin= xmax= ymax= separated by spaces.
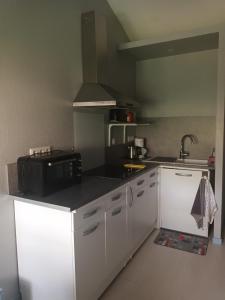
xmin=148 ymin=156 xmax=177 ymax=163
xmin=85 ymin=164 xmax=142 ymax=179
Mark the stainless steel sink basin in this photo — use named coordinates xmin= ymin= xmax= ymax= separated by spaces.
xmin=176 ymin=158 xmax=208 ymax=165
xmin=143 ymin=156 xmax=209 ymax=166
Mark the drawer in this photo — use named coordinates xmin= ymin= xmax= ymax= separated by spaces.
xmin=148 ymin=168 xmax=157 ymax=180
xmin=131 ymin=172 xmax=148 ymax=190
xmin=73 ymin=198 xmax=105 ymax=229
xmin=133 ymin=186 xmax=147 ymax=200
xmin=148 ymin=168 xmax=158 ymax=185
xmin=105 ymin=185 xmax=127 ymax=210
xmin=148 ymin=181 xmax=158 ymax=190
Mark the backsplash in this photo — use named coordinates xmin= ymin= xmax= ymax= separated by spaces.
xmin=136 ymin=116 xmax=216 ymax=159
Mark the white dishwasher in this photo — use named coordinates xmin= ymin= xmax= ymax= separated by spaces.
xmin=160 ymin=167 xmax=208 ymax=237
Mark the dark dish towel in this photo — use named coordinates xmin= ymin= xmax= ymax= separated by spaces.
xmin=191 ymin=178 xmax=206 ymax=229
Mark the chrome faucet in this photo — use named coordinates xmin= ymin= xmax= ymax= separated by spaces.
xmin=180 ymin=134 xmax=198 ymax=159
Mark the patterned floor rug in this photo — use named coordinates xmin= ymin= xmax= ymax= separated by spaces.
xmin=154 ymin=228 xmax=208 ymax=256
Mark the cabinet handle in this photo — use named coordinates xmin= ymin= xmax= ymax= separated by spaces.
xmin=175 ymin=173 xmax=192 ymax=177
xmin=83 ymin=208 xmax=99 ymax=219
xmin=83 ymin=223 xmax=100 ymax=236
xmin=150 ymin=182 xmax=156 ymax=188
xmin=112 ymin=206 xmax=122 ymax=216
xmin=111 ymin=193 xmax=122 ymax=201
xmin=129 ymin=186 xmax=134 ymax=207
xmin=150 ymin=172 xmax=156 ymax=178
xmin=137 ymin=190 xmax=145 ymax=198
xmin=137 ymin=179 xmax=145 ymax=186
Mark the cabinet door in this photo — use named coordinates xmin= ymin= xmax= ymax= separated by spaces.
xmin=75 ymin=216 xmax=105 ymax=300
xmin=160 ymin=168 xmax=207 ymax=236
xmin=132 ymin=185 xmax=150 ymax=248
xmin=148 ymin=180 xmax=158 ymax=229
xmin=106 ymin=204 xmax=128 ymax=278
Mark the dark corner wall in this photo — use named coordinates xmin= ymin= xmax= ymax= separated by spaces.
xmin=74 ymin=0 xmax=136 ymax=171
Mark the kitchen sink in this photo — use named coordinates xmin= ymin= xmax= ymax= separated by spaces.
xmin=176 ymin=158 xmax=208 ymax=165
xmin=143 ymin=156 xmax=209 ymax=166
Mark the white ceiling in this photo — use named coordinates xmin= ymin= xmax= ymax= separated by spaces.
xmin=107 ymin=0 xmax=225 ymax=41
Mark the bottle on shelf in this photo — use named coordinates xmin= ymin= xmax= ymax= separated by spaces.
xmin=208 ymin=147 xmax=215 ymax=165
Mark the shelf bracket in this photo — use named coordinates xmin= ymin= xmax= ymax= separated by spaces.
xmin=107 ymin=123 xmax=151 ymax=147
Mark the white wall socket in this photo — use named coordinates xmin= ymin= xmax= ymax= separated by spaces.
xmin=29 ymin=146 xmax=51 ymax=155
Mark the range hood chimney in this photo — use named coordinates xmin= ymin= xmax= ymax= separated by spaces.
xmin=73 ymin=11 xmax=138 ymax=108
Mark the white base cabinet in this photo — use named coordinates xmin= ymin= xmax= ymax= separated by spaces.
xmin=75 ymin=215 xmax=106 ymax=300
xmin=127 ymin=169 xmax=158 ymax=253
xmin=14 ymin=168 xmax=158 ymax=300
xmin=148 ymin=180 xmax=158 ymax=229
xmin=105 ymin=204 xmax=128 ymax=279
xmin=14 ymin=201 xmax=76 ymax=300
xmin=159 ymin=167 xmax=208 ymax=237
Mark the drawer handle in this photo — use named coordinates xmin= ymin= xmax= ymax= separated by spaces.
xmin=150 ymin=172 xmax=156 ymax=178
xmin=112 ymin=206 xmax=122 ymax=216
xmin=175 ymin=173 xmax=192 ymax=177
xmin=83 ymin=208 xmax=99 ymax=219
xmin=137 ymin=179 xmax=145 ymax=186
xmin=112 ymin=193 xmax=122 ymax=201
xmin=129 ymin=186 xmax=134 ymax=207
xmin=150 ymin=182 xmax=156 ymax=188
xmin=83 ymin=223 xmax=100 ymax=236
xmin=137 ymin=190 xmax=145 ymax=198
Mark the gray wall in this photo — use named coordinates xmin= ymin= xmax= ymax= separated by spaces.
xmin=0 ymin=1 xmax=135 ymax=299
xmin=136 ymin=117 xmax=216 ymax=159
xmin=135 ymin=49 xmax=217 ymax=160
xmin=0 ymin=2 xmax=83 ymax=299
xmin=73 ymin=111 xmax=105 ymax=170
xmin=136 ymin=50 xmax=217 ymax=118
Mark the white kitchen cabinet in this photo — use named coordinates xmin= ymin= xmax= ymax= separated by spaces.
xmin=14 ymin=201 xmax=75 ymax=300
xmin=147 ymin=180 xmax=158 ymax=229
xmin=160 ymin=167 xmax=208 ymax=237
xmin=74 ymin=214 xmax=106 ymax=300
xmin=127 ymin=169 xmax=158 ymax=252
xmin=14 ymin=170 xmax=159 ymax=300
xmin=106 ymin=203 xmax=128 ymax=278
xmin=132 ymin=186 xmax=151 ymax=247
xmin=105 ymin=185 xmax=128 ymax=281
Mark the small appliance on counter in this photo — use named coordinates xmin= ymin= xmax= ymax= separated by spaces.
xmin=17 ymin=150 xmax=82 ymax=196
xmin=127 ymin=137 xmax=148 ymax=160
xmin=128 ymin=146 xmax=136 ymax=159
xmin=134 ymin=137 xmax=148 ymax=159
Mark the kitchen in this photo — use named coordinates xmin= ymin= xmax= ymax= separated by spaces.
xmin=0 ymin=1 xmax=225 ymax=300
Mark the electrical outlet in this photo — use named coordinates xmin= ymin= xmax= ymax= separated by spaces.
xmin=29 ymin=146 xmax=51 ymax=155
xmin=127 ymin=136 xmax=134 ymax=142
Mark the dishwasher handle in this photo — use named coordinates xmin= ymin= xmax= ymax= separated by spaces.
xmin=175 ymin=172 xmax=192 ymax=177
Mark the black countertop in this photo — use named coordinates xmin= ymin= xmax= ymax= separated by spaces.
xmin=13 ymin=158 xmax=213 ymax=212
xmin=13 ymin=163 xmax=158 ymax=212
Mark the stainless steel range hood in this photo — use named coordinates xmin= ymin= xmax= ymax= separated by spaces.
xmin=74 ymin=83 xmax=118 ymax=107
xmin=73 ymin=11 xmax=138 ymax=108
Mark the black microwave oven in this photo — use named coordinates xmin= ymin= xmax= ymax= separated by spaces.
xmin=17 ymin=150 xmax=82 ymax=196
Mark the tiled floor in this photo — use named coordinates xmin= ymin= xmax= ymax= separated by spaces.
xmin=101 ymin=230 xmax=225 ymax=300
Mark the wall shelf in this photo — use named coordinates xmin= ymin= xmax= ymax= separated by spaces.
xmin=118 ymin=31 xmax=219 ymax=61
xmin=108 ymin=123 xmax=151 ymax=146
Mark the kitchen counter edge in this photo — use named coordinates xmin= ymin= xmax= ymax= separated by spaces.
xmin=12 ymin=161 xmax=212 ymax=212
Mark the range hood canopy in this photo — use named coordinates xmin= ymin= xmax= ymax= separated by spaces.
xmin=73 ymin=11 xmax=139 ymax=108
xmin=73 ymin=83 xmax=118 ymax=107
